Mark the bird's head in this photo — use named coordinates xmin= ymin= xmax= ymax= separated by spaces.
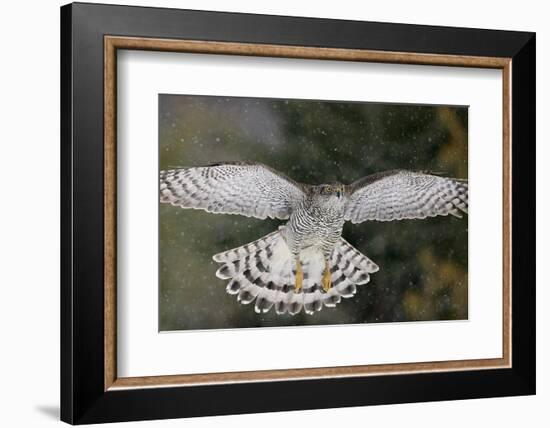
xmin=320 ymin=182 xmax=345 ymax=197
xmin=312 ymin=183 xmax=346 ymax=208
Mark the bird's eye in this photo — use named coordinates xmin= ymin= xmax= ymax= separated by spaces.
xmin=325 ymin=186 xmax=332 ymax=193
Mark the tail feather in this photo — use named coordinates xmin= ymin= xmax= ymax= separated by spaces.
xmin=213 ymin=230 xmax=279 ymax=263
xmin=274 ymin=289 xmax=290 ymax=315
xmin=237 ymin=282 xmax=258 ymax=304
xmin=212 ymin=228 xmax=379 ymax=315
xmin=226 ymin=279 xmax=240 ymax=295
xmin=334 ymin=239 xmax=379 ymax=274
xmin=287 ymin=294 xmax=304 ymax=315
xmin=323 ymin=289 xmax=342 ymax=307
xmin=254 ymin=288 xmax=275 ymax=313
xmin=303 ymin=286 xmax=324 ymax=314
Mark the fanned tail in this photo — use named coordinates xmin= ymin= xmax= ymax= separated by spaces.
xmin=213 ymin=227 xmax=379 ymax=315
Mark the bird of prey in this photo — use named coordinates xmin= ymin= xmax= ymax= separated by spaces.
xmin=160 ymin=162 xmax=468 ymax=316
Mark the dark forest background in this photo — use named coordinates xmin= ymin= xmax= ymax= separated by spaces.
xmin=159 ymin=94 xmax=468 ymax=331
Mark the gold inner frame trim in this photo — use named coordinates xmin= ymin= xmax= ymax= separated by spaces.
xmin=104 ymin=35 xmax=512 ymax=391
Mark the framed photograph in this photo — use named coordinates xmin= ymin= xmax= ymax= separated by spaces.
xmin=61 ymin=2 xmax=535 ymax=424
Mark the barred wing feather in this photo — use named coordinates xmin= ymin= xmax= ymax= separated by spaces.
xmin=344 ymin=170 xmax=468 ymax=223
xmin=160 ymin=162 xmax=306 ymax=220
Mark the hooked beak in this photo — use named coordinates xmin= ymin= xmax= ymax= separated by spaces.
xmin=336 ymin=190 xmax=342 ymax=198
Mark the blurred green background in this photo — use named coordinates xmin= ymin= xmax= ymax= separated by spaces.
xmin=159 ymin=94 xmax=468 ymax=331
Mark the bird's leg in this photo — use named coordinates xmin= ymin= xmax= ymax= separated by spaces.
xmin=322 ymin=257 xmax=332 ymax=292
xmin=294 ymin=257 xmax=303 ymax=293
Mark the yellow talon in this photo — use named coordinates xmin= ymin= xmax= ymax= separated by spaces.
xmin=322 ymin=262 xmax=332 ymax=292
xmin=295 ymin=260 xmax=303 ymax=292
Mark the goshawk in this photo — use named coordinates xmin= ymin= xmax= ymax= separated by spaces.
xmin=160 ymin=162 xmax=468 ymax=315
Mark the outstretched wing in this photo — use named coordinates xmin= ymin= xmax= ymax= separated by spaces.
xmin=344 ymin=170 xmax=468 ymax=224
xmin=160 ymin=162 xmax=306 ymax=220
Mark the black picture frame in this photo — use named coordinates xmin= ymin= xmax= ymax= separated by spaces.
xmin=61 ymin=2 xmax=535 ymax=424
